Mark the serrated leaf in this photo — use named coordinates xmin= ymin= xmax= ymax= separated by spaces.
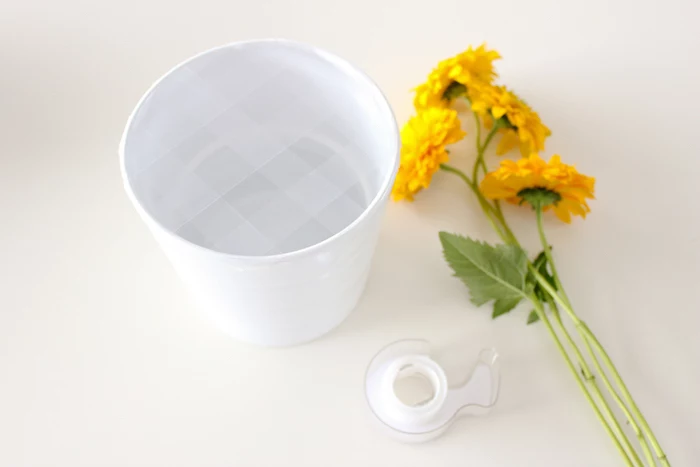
xmin=492 ymin=296 xmax=522 ymax=319
xmin=439 ymin=232 xmax=528 ymax=306
xmin=527 ymin=310 xmax=540 ymax=324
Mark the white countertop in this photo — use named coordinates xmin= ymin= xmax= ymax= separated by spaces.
xmin=1 ymin=0 xmax=699 ymax=465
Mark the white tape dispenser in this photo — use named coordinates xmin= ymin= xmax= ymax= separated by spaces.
xmin=365 ymin=339 xmax=499 ymax=442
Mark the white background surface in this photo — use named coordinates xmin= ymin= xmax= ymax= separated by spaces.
xmin=1 ymin=0 xmax=699 ymax=465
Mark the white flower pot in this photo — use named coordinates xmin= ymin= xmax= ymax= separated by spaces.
xmin=120 ymin=39 xmax=399 ymax=346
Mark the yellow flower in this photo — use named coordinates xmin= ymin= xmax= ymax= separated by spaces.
xmin=479 ymin=154 xmax=595 ymax=223
xmin=392 ymin=108 xmax=466 ymax=201
xmin=472 ymin=85 xmax=551 ymax=157
xmin=414 ymin=44 xmax=501 ymax=110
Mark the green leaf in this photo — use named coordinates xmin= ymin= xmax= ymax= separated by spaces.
xmin=532 ymin=250 xmax=547 ymax=270
xmin=439 ymin=232 xmax=528 ymax=306
xmin=527 ymin=249 xmax=558 ymax=303
xmin=526 ymin=310 xmax=540 ymax=325
xmin=492 ymin=296 xmax=522 ymax=319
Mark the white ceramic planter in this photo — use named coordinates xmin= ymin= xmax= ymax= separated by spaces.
xmin=120 ymin=39 xmax=399 ymax=346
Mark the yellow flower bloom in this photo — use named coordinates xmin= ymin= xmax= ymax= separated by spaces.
xmin=472 ymin=85 xmax=551 ymax=157
xmin=479 ymin=154 xmax=595 ymax=223
xmin=392 ymin=108 xmax=466 ymax=201
xmin=414 ymin=44 xmax=501 ymax=110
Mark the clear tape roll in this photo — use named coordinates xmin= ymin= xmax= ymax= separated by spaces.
xmin=365 ymin=339 xmax=500 ymax=442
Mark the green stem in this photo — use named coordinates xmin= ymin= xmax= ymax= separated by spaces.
xmin=492 ymin=200 xmax=519 ymax=245
xmin=582 ymin=327 xmax=658 ymax=466
xmin=480 ymin=124 xmax=499 ymax=154
xmin=535 ymin=208 xmax=572 ymax=307
xmin=469 ymin=115 xmax=518 ymax=245
xmin=533 ymin=213 xmax=668 ymax=466
xmin=545 ymin=296 xmax=645 ymax=466
xmin=440 ymin=164 xmax=507 ymax=240
xmin=458 ymin=113 xmax=518 ymax=245
xmin=537 ymin=209 xmax=655 ymax=465
xmin=474 ymin=112 xmax=483 ymax=152
xmin=582 ymin=323 xmax=670 ymax=467
xmin=472 ymin=112 xmax=489 ymax=175
xmin=472 ymin=124 xmax=499 ymax=183
xmin=530 ymin=297 xmax=633 ymax=467
xmin=471 ymin=128 xmax=666 ymax=465
xmin=440 ymin=162 xmax=473 ymax=187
